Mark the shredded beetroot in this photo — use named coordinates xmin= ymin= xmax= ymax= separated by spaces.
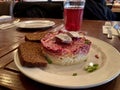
xmin=41 ymin=31 xmax=91 ymax=56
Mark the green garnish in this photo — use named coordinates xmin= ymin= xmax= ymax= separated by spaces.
xmin=72 ymin=73 xmax=77 ymax=76
xmin=85 ymin=63 xmax=99 ymax=72
xmin=85 ymin=40 xmax=91 ymax=45
xmin=44 ymin=56 xmax=52 ymax=64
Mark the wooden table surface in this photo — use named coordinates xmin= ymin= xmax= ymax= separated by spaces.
xmin=106 ymin=2 xmax=120 ymax=13
xmin=112 ymin=6 xmax=120 ymax=13
xmin=0 ymin=18 xmax=120 ymax=90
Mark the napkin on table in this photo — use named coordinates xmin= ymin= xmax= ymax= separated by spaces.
xmin=0 ymin=15 xmax=12 ymax=22
xmin=102 ymin=26 xmax=118 ymax=36
xmin=102 ymin=21 xmax=119 ymax=36
xmin=0 ymin=23 xmax=15 ymax=30
xmin=0 ymin=16 xmax=21 ymax=30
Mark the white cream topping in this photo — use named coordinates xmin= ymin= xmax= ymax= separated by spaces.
xmin=55 ymin=33 xmax=72 ymax=44
xmin=67 ymin=31 xmax=81 ymax=38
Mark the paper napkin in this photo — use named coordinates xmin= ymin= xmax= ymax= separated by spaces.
xmin=0 ymin=15 xmax=12 ymax=22
xmin=0 ymin=18 xmax=20 ymax=30
xmin=102 ymin=25 xmax=118 ymax=36
xmin=0 ymin=23 xmax=15 ymax=30
xmin=102 ymin=21 xmax=119 ymax=36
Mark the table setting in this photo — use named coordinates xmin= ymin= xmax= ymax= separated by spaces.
xmin=0 ymin=18 xmax=120 ymax=90
xmin=0 ymin=0 xmax=120 ymax=90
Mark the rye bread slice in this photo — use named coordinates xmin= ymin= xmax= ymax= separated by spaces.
xmin=25 ymin=32 xmax=47 ymax=42
xmin=18 ymin=41 xmax=47 ymax=67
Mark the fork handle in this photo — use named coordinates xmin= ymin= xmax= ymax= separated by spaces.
xmin=107 ymin=29 xmax=112 ymax=39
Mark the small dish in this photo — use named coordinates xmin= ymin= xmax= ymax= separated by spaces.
xmin=14 ymin=20 xmax=55 ymax=29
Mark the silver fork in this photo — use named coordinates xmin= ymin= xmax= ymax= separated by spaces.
xmin=13 ymin=19 xmax=20 ymax=24
xmin=106 ymin=26 xmax=112 ymax=39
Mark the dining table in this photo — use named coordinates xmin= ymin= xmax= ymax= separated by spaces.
xmin=112 ymin=5 xmax=120 ymax=13
xmin=0 ymin=18 xmax=120 ymax=90
xmin=106 ymin=1 xmax=120 ymax=13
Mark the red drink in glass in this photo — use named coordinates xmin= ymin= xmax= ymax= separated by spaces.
xmin=64 ymin=7 xmax=84 ymax=31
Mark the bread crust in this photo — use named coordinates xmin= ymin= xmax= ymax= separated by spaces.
xmin=25 ymin=32 xmax=47 ymax=42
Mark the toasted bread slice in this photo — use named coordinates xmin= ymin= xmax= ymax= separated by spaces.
xmin=25 ymin=32 xmax=47 ymax=42
xmin=18 ymin=41 xmax=47 ymax=67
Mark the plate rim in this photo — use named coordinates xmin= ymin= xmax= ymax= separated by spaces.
xmin=14 ymin=36 xmax=120 ymax=89
xmin=15 ymin=20 xmax=55 ymax=29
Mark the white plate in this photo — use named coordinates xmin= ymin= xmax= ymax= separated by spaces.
xmin=14 ymin=20 xmax=55 ymax=29
xmin=14 ymin=36 xmax=120 ymax=89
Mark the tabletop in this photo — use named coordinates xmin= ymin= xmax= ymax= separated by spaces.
xmin=112 ymin=6 xmax=120 ymax=13
xmin=0 ymin=18 xmax=120 ymax=90
xmin=106 ymin=2 xmax=120 ymax=13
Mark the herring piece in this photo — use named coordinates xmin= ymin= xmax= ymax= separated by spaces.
xmin=55 ymin=33 xmax=72 ymax=44
xmin=67 ymin=31 xmax=81 ymax=38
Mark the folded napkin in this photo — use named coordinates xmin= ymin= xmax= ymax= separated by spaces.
xmin=0 ymin=23 xmax=15 ymax=30
xmin=0 ymin=15 xmax=12 ymax=22
xmin=102 ymin=22 xmax=119 ymax=36
xmin=102 ymin=25 xmax=118 ymax=35
xmin=0 ymin=18 xmax=20 ymax=30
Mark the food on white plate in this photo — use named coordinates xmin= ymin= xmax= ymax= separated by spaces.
xmin=41 ymin=31 xmax=92 ymax=65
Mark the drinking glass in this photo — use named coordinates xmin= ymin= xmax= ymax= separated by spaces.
xmin=64 ymin=0 xmax=86 ymax=31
